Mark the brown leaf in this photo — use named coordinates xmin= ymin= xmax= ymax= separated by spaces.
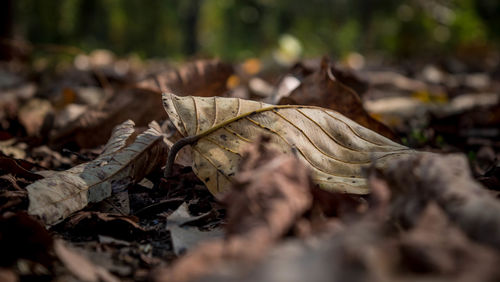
xmin=136 ymin=59 xmax=233 ymax=97
xmin=398 ymin=203 xmax=500 ymax=277
xmin=225 ymin=136 xmax=313 ymax=238
xmin=278 ymin=58 xmax=398 ymax=141
xmin=0 ymin=155 xmax=43 ymax=182
xmin=374 ymin=153 xmax=500 ymax=250
xmin=330 ymin=63 xmax=369 ymax=96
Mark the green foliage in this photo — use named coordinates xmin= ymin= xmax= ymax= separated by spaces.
xmin=11 ymin=0 xmax=500 ymax=60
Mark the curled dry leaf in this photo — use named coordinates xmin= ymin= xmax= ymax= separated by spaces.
xmin=27 ymin=120 xmax=169 ymax=225
xmin=163 ymin=93 xmax=414 ymax=196
xmin=278 ymin=58 xmax=398 ymax=141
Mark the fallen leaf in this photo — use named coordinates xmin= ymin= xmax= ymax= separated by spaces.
xmin=278 ymin=58 xmax=398 ymax=141
xmin=330 ymin=63 xmax=369 ymax=96
xmin=167 ymin=203 xmax=224 ymax=255
xmin=398 ymin=203 xmax=499 ymax=277
xmin=364 ymin=92 xmax=500 ymax=128
xmin=362 ymin=70 xmax=428 ymax=92
xmin=163 ymin=93 xmax=414 ymax=196
xmin=136 ymin=59 xmax=233 ymax=97
xmin=374 ymin=153 xmax=500 ymax=250
xmin=27 ymin=120 xmax=169 ymax=225
xmin=0 ymin=155 xmax=43 ymax=182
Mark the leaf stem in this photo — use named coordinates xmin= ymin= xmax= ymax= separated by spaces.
xmin=164 ymin=135 xmax=199 ymax=177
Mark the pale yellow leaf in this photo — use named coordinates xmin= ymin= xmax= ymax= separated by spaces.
xmin=163 ymin=93 xmax=416 ymax=196
xmin=27 ymin=120 xmax=169 ymax=225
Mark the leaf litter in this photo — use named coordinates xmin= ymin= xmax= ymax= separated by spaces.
xmin=1 ymin=53 xmax=500 ymax=282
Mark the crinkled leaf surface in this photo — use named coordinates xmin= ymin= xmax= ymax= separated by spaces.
xmin=27 ymin=120 xmax=169 ymax=225
xmin=163 ymin=93 xmax=415 ymax=196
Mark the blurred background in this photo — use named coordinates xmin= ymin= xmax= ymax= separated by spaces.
xmin=2 ymin=0 xmax=499 ymax=66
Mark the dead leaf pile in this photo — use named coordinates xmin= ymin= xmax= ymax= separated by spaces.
xmin=1 ymin=52 xmax=499 ymax=282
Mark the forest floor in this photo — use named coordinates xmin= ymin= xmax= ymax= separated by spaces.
xmin=0 ymin=51 xmax=499 ymax=282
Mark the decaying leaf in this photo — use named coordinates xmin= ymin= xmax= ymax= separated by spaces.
xmin=136 ymin=59 xmax=233 ymax=97
xmin=163 ymin=93 xmax=415 ymax=196
xmin=374 ymin=153 xmax=500 ymax=250
xmin=27 ymin=120 xmax=169 ymax=225
xmin=278 ymin=58 xmax=398 ymax=141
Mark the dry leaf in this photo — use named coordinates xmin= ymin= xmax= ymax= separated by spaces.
xmin=278 ymin=58 xmax=398 ymax=141
xmin=0 ymin=155 xmax=43 ymax=182
xmin=27 ymin=120 xmax=169 ymax=225
xmin=136 ymin=59 xmax=233 ymax=97
xmin=163 ymin=93 xmax=414 ymax=196
xmin=373 ymin=153 xmax=500 ymax=250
